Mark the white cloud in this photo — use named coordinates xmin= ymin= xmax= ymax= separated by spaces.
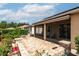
xmin=0 ymin=9 xmax=12 ymax=15
xmin=16 ymin=4 xmax=59 ymax=17
xmin=0 ymin=3 xmax=7 ymax=8
xmin=22 ymin=4 xmax=53 ymax=12
xmin=0 ymin=3 xmax=59 ymax=23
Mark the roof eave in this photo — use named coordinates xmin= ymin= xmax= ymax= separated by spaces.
xmin=32 ymin=7 xmax=79 ymax=26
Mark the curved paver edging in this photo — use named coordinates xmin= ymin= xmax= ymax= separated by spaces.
xmin=15 ymin=38 xmax=29 ymax=56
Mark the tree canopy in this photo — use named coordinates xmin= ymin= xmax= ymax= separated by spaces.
xmin=0 ymin=21 xmax=29 ymax=29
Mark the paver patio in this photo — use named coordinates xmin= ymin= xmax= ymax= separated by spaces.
xmin=15 ymin=36 xmax=65 ymax=56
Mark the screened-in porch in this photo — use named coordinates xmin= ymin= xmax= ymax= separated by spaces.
xmin=46 ymin=19 xmax=71 ymax=42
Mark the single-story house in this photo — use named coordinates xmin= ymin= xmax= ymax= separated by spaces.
xmin=18 ymin=24 xmax=29 ymax=29
xmin=30 ymin=7 xmax=79 ymax=49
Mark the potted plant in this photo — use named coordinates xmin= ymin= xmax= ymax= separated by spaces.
xmin=75 ymin=36 xmax=79 ymax=54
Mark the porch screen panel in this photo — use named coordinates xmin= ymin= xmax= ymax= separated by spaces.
xmin=35 ymin=26 xmax=43 ymax=35
xmin=36 ymin=27 xmax=39 ymax=34
xmin=39 ymin=26 xmax=43 ymax=35
xmin=59 ymin=23 xmax=70 ymax=39
xmin=31 ymin=27 xmax=34 ymax=34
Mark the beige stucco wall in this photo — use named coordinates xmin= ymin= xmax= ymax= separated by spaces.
xmin=71 ymin=13 xmax=79 ymax=49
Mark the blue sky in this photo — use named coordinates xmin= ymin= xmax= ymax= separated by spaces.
xmin=0 ymin=3 xmax=79 ymax=24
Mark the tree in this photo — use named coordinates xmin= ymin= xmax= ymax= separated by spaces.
xmin=0 ymin=21 xmax=7 ymax=28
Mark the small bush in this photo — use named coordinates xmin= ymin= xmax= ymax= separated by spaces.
xmin=75 ymin=36 xmax=79 ymax=54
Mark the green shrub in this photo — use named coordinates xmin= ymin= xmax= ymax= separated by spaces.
xmin=1 ymin=28 xmax=28 ymax=38
xmin=0 ymin=28 xmax=29 ymax=55
xmin=0 ymin=39 xmax=12 ymax=56
xmin=0 ymin=48 xmax=3 ymax=55
xmin=75 ymin=36 xmax=79 ymax=54
xmin=20 ymin=29 xmax=28 ymax=35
